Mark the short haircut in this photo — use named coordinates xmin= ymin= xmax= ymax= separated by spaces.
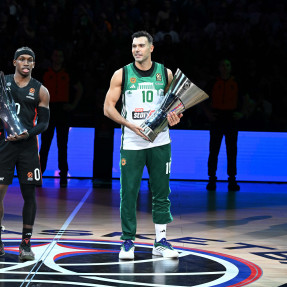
xmin=132 ymin=31 xmax=153 ymax=45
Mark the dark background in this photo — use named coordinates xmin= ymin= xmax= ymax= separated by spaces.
xmin=0 ymin=0 xmax=286 ymax=132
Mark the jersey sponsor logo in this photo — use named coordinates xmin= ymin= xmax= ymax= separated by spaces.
xmin=26 ymin=96 xmax=35 ymax=100
xmin=132 ymin=109 xmax=155 ymax=119
xmin=132 ymin=111 xmax=149 ymax=119
xmin=6 ymin=82 xmax=11 ymax=86
xmin=156 ymin=73 xmax=162 ymax=81
xmin=130 ymin=77 xmax=136 ymax=83
xmin=121 ymin=158 xmax=126 ymax=166
xmin=132 ymin=109 xmax=155 ymax=120
xmin=129 ymin=84 xmax=136 ymax=89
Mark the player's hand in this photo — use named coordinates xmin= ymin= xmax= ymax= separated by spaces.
xmin=128 ymin=123 xmax=150 ymax=141
xmin=5 ymin=131 xmax=29 ymax=141
xmin=167 ymin=112 xmax=183 ymax=126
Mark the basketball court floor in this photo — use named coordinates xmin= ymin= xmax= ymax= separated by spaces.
xmin=1 ymin=178 xmax=286 ymax=287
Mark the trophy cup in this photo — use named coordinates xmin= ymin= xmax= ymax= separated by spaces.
xmin=0 ymin=71 xmax=27 ymax=137
xmin=140 ymin=68 xmax=209 ymax=142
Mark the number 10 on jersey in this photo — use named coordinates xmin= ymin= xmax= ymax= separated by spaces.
xmin=142 ymin=91 xmax=153 ymax=103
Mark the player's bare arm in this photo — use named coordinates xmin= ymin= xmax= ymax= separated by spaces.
xmin=104 ymin=69 xmax=149 ymax=140
xmin=38 ymin=85 xmax=50 ymax=108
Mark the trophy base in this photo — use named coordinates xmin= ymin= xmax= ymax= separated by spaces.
xmin=1 ymin=118 xmax=27 ymax=138
xmin=140 ymin=125 xmax=157 ymax=143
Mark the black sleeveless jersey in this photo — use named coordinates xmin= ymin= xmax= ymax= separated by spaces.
xmin=0 ymin=74 xmax=42 ymax=131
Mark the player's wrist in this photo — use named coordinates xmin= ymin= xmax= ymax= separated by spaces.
xmin=22 ymin=131 xmax=30 ymax=140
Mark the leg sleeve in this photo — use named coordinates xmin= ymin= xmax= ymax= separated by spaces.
xmin=20 ymin=184 xmax=36 ymax=226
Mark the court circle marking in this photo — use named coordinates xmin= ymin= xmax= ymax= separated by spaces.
xmin=1 ymin=238 xmax=262 ymax=287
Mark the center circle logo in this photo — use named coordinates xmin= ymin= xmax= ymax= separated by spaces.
xmin=1 ymin=239 xmax=262 ymax=286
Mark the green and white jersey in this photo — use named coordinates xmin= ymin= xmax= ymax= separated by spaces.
xmin=121 ymin=62 xmax=171 ymax=150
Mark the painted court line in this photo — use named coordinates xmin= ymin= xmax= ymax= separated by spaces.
xmin=20 ymin=187 xmax=94 ymax=287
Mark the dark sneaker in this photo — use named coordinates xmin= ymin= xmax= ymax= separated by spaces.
xmin=0 ymin=241 xmax=4 ymax=256
xmin=119 ymin=240 xmax=135 ymax=260
xmin=228 ymin=181 xmax=240 ymax=191
xmin=19 ymin=239 xmax=35 ymax=261
xmin=152 ymin=238 xmax=178 ymax=258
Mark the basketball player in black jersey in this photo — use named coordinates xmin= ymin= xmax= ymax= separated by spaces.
xmin=0 ymin=47 xmax=50 ymax=261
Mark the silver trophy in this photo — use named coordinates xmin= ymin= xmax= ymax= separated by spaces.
xmin=140 ymin=68 xmax=209 ymax=142
xmin=0 ymin=71 xmax=26 ymax=137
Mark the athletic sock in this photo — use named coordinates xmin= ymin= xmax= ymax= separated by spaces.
xmin=155 ymin=224 xmax=167 ymax=242
xmin=22 ymin=228 xmax=33 ymax=241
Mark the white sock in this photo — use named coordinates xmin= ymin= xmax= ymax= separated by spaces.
xmin=155 ymin=224 xmax=167 ymax=242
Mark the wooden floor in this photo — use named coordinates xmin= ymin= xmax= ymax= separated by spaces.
xmin=1 ymin=178 xmax=286 ymax=287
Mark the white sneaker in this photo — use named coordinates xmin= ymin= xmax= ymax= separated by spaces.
xmin=119 ymin=240 xmax=135 ymax=260
xmin=152 ymin=238 xmax=179 ymax=258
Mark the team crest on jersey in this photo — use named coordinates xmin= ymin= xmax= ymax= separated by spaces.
xmin=26 ymin=87 xmax=35 ymax=100
xmin=130 ymin=77 xmax=136 ymax=83
xmin=27 ymin=172 xmax=33 ymax=181
xmin=121 ymin=158 xmax=126 ymax=166
xmin=156 ymin=73 xmax=162 ymax=81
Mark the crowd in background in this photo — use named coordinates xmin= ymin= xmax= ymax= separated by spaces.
xmin=0 ymin=0 xmax=286 ymax=132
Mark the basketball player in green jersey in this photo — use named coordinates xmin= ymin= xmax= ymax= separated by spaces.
xmin=104 ymin=31 xmax=182 ymax=260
